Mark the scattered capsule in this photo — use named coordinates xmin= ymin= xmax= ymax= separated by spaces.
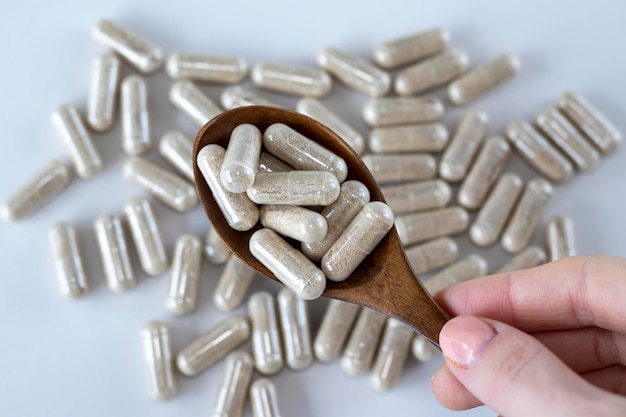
xmin=93 ymin=214 xmax=136 ymax=293
xmin=497 ymin=246 xmax=547 ymax=273
xmin=395 ymin=207 xmax=469 ymax=246
xmin=176 ymin=316 xmax=250 ymax=377
xmin=557 ymin=91 xmax=622 ymax=155
xmin=368 ymin=123 xmax=449 ymax=153
xmin=166 ymin=53 xmax=248 ymax=83
xmin=470 ymin=173 xmax=524 ymax=247
xmin=250 ymin=378 xmax=283 ymax=417
xmin=362 ymin=96 xmax=445 ymax=127
xmin=121 ymin=75 xmax=152 ymax=155
xmin=448 ymin=53 xmax=521 ymax=105
xmin=370 ymin=318 xmax=413 ymax=392
xmin=277 ymin=288 xmax=313 ymax=370
xmin=247 ymin=171 xmax=340 ymax=206
xmin=87 ymin=52 xmax=120 ymax=131
xmin=382 ymin=179 xmax=451 ymax=215
xmin=158 ymin=132 xmax=194 ymax=181
xmin=317 ymin=47 xmax=391 ymax=97
xmin=51 ymin=105 xmax=103 ymax=179
xmin=0 ymin=160 xmax=72 ymax=222
xmin=412 ymin=334 xmax=439 ymax=362
xmin=423 ymin=255 xmax=488 ymax=294
xmin=92 ymin=19 xmax=163 ymax=73
xmin=248 ymin=292 xmax=284 ymax=375
xmin=252 ymin=62 xmax=332 ymax=97
xmin=124 ymin=197 xmax=168 ymax=276
xmin=166 ymin=234 xmax=203 ymax=316
xmin=204 ymin=227 xmax=232 ymax=265
xmin=341 ymin=308 xmax=386 ymax=376
xmin=373 ymin=28 xmax=450 ymax=69
xmin=221 ymin=124 xmax=262 ymax=193
xmin=261 ymin=205 xmax=328 ymax=244
xmin=210 ymin=351 xmax=254 ymax=417
xmin=249 ymin=228 xmax=326 ymax=300
xmin=362 ymin=154 xmax=436 ymax=184
xmin=213 ymin=255 xmax=255 ymax=312
xmin=48 ymin=222 xmax=90 ymax=299
xmin=546 ymin=215 xmax=576 ymax=261
xmin=221 ymin=85 xmax=279 ymax=110
xmin=439 ymin=110 xmax=489 ymax=182
xmin=314 ymin=299 xmax=360 ymax=362
xmin=140 ymin=321 xmax=177 ymax=401
xmin=501 ymin=178 xmax=553 ymax=253
xmin=169 ymin=81 xmax=222 ymax=126
xmin=404 ymin=237 xmax=459 ymax=275
xmin=506 ymin=121 xmax=574 ymax=183
xmin=197 ymin=145 xmax=259 ymax=231
xmin=395 ymin=50 xmax=469 ymax=96
xmin=458 ymin=136 xmax=511 ymax=209
xmin=257 ymin=152 xmax=292 ymax=174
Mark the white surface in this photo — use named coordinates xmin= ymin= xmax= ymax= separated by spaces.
xmin=1 ymin=1 xmax=625 ymax=416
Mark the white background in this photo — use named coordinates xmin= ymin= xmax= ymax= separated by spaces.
xmin=1 ymin=1 xmax=625 ymax=416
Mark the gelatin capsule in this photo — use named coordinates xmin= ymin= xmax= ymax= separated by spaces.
xmin=221 ymin=124 xmax=262 ymax=193
xmin=296 ymin=98 xmax=365 ymax=155
xmin=395 ymin=50 xmax=469 ymax=96
xmin=501 ymin=178 xmax=553 ymax=253
xmin=423 ymin=254 xmax=488 ymax=294
xmin=51 ymin=105 xmax=103 ymax=179
xmin=277 ymin=288 xmax=313 ymax=370
xmin=48 ymin=222 xmax=89 ymax=299
xmin=246 ymin=171 xmax=340 ymax=206
xmin=412 ymin=334 xmax=439 ymax=362
xmin=252 ymin=62 xmax=332 ymax=97
xmin=258 ymin=152 xmax=292 ymax=174
xmin=373 ymin=28 xmax=450 ymax=69
xmin=166 ymin=234 xmax=203 ymax=316
xmin=93 ymin=214 xmax=136 ymax=293
xmin=248 ymin=291 xmax=284 ymax=375
xmin=341 ymin=308 xmax=386 ymax=376
xmin=439 ymin=110 xmax=489 ymax=182
xmin=382 ymin=179 xmax=451 ymax=215
xmin=506 ymin=121 xmax=574 ymax=183
xmin=158 ymin=132 xmax=194 ymax=181
xmin=176 ymin=316 xmax=250 ymax=377
xmin=458 ymin=135 xmax=511 ymax=209
xmin=368 ymin=123 xmax=449 ymax=153
xmin=395 ymin=207 xmax=469 ymax=246
xmin=370 ymin=318 xmax=413 ymax=392
xmin=204 ymin=227 xmax=232 ymax=265
xmin=0 ymin=160 xmax=72 ymax=222
xmin=166 ymin=53 xmax=248 ymax=83
xmin=210 ymin=351 xmax=254 ymax=417
xmin=250 ymin=378 xmax=283 ymax=417
xmin=362 ymin=153 xmax=436 ymax=184
xmin=124 ymin=197 xmax=168 ymax=276
xmin=123 ymin=157 xmax=198 ymax=212
xmin=557 ymin=91 xmax=622 ymax=155
xmin=497 ymin=246 xmax=546 ymax=273
xmin=260 ymin=205 xmax=328 ymax=244
xmin=470 ymin=173 xmax=523 ymax=247
xmin=317 ymin=47 xmax=391 ymax=97
xmin=362 ymin=96 xmax=444 ymax=127
xmin=448 ymin=53 xmax=521 ymax=105
xmin=314 ymin=299 xmax=360 ymax=362
xmin=213 ymin=255 xmax=254 ymax=311
xmin=169 ymin=81 xmax=222 ymax=126
xmin=87 ymin=52 xmax=120 ymax=132
xmin=141 ymin=321 xmax=177 ymax=401
xmin=121 ymin=75 xmax=152 ymax=155
xmin=546 ymin=215 xmax=576 ymax=261
xmin=221 ymin=85 xmax=279 ymax=110
xmin=404 ymin=237 xmax=459 ymax=275
xmin=249 ymin=229 xmax=326 ymax=300
xmin=197 ymin=144 xmax=260 ymax=231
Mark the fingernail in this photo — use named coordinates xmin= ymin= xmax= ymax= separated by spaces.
xmin=439 ymin=315 xmax=496 ymax=370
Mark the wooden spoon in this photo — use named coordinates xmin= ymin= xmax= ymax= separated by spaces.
xmin=192 ymin=106 xmax=450 ymax=346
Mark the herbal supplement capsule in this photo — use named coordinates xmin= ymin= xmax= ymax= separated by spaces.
xmin=395 ymin=50 xmax=469 ymax=96
xmin=165 ymin=234 xmax=203 ymax=316
xmin=169 ymin=81 xmax=222 ymax=126
xmin=93 ymin=214 xmax=136 ymax=293
xmin=382 ymin=179 xmax=451 ymax=215
xmin=546 ymin=215 xmax=576 ymax=261
xmin=277 ymin=288 xmax=313 ymax=370
xmin=423 ymin=254 xmax=488 ymax=294
xmin=247 ymin=171 xmax=340 ymax=206
xmin=258 ymin=152 xmax=292 ymax=174
xmin=260 ymin=205 xmax=327 ymax=244
xmin=368 ymin=123 xmax=449 ymax=153
xmin=362 ymin=154 xmax=436 ymax=184
xmin=250 ymin=379 xmax=283 ymax=417
xmin=322 ymin=202 xmax=394 ymax=282
xmin=412 ymin=334 xmax=439 ymax=362
xmin=248 ymin=291 xmax=284 ymax=375
xmin=0 ymin=161 xmax=72 ymax=222
xmin=213 ymin=255 xmax=254 ymax=311
xmin=197 ymin=145 xmax=260 ymax=231
xmin=296 ymin=98 xmax=365 ymax=155
xmin=123 ymin=157 xmax=198 ymax=212
xmin=87 ymin=52 xmax=120 ymax=132
xmin=317 ymin=47 xmax=391 ymax=97
xmin=249 ymin=229 xmax=326 ymax=300
xmin=439 ymin=110 xmax=489 ymax=182
xmin=535 ymin=108 xmax=601 ymax=171
xmin=158 ymin=132 xmax=194 ymax=181
xmin=210 ymin=351 xmax=254 ymax=417
xmin=176 ymin=316 xmax=250 ymax=377
xmin=252 ymin=62 xmax=332 ymax=97
xmin=166 ymin=53 xmax=248 ymax=83
xmin=448 ymin=53 xmax=521 ymax=105
xmin=48 ymin=222 xmax=89 ymax=298
xmin=51 ymin=105 xmax=103 ymax=179
xmin=362 ymin=96 xmax=445 ymax=127
xmin=395 ymin=207 xmax=469 ymax=246
xmin=370 ymin=318 xmax=413 ymax=392
xmin=458 ymin=136 xmax=511 ymax=209
xmin=314 ymin=299 xmax=360 ymax=362
xmin=92 ymin=19 xmax=163 ymax=73
xmin=221 ymin=124 xmax=262 ymax=193
xmin=404 ymin=237 xmax=459 ymax=275
xmin=221 ymin=85 xmax=279 ymax=110
xmin=124 ymin=197 xmax=168 ymax=276
xmin=506 ymin=121 xmax=574 ymax=183
xmin=497 ymin=246 xmax=547 ymax=273
xmin=557 ymin=91 xmax=622 ymax=155
xmin=501 ymin=178 xmax=553 ymax=253
xmin=470 ymin=173 xmax=524 ymax=247
xmin=341 ymin=308 xmax=386 ymax=376
xmin=301 ymin=180 xmax=370 ymax=262
xmin=204 ymin=227 xmax=232 ymax=265
xmin=373 ymin=28 xmax=450 ymax=69
xmin=121 ymin=75 xmax=152 ymax=155
xmin=141 ymin=321 xmax=177 ymax=401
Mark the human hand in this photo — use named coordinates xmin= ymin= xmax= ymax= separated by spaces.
xmin=430 ymin=255 xmax=626 ymax=417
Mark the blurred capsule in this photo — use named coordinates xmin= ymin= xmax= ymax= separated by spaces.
xmin=221 ymin=124 xmax=262 ymax=193
xmin=341 ymin=308 xmax=386 ymax=376
xmin=94 ymin=214 xmax=136 ymax=293
xmin=170 ymin=81 xmax=222 ymax=126
xmin=121 ymin=75 xmax=152 ymax=155
xmin=249 ymin=292 xmax=284 ymax=375
xmin=252 ymin=62 xmax=332 ymax=97
xmin=382 ymin=179 xmax=451 ymax=215
xmin=49 ymin=222 xmax=90 ymax=299
xmin=166 ymin=53 xmax=248 ymax=83
xmin=277 ymin=288 xmax=313 ymax=370
xmin=213 ymin=255 xmax=255 ymax=312
xmin=124 ymin=197 xmax=168 ymax=276
xmin=314 ymin=299 xmax=360 ymax=362
xmin=363 ymin=96 xmax=444 ymax=127
xmin=546 ymin=215 xmax=576 ymax=261
xmin=204 ymin=227 xmax=232 ymax=265
xmin=497 ymin=246 xmax=547 ymax=273
xmin=141 ymin=321 xmax=177 ymax=401
xmin=439 ymin=110 xmax=489 ymax=182
xmin=158 ymin=132 xmax=194 ymax=181
xmin=404 ymin=237 xmax=459 ymax=275
xmin=362 ymin=154 xmax=436 ymax=184
xmin=368 ymin=123 xmax=449 ymax=154
xmin=250 ymin=378 xmax=283 ymax=417
xmin=373 ymin=28 xmax=450 ymax=69
xmin=395 ymin=50 xmax=469 ymax=95
xmin=423 ymin=255 xmax=488 ymax=294
xmin=221 ymin=85 xmax=279 ymax=110
xmin=87 ymin=52 xmax=120 ymax=132
xmin=210 ymin=351 xmax=254 ymax=417
xmin=412 ymin=334 xmax=439 ymax=362
xmin=370 ymin=318 xmax=413 ymax=391
xmin=166 ymin=234 xmax=202 ymax=316
xmin=395 ymin=207 xmax=469 ymax=246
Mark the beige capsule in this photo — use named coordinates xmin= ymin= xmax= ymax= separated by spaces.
xmin=141 ymin=321 xmax=177 ymax=401
xmin=158 ymin=132 xmax=194 ymax=181
xmin=213 ymin=255 xmax=255 ymax=311
xmin=165 ymin=234 xmax=203 ymax=316
xmin=404 ymin=237 xmax=459 ymax=275
xmin=439 ymin=110 xmax=489 ymax=182
xmin=395 ymin=207 xmax=469 ymax=246
xmin=314 ymin=299 xmax=360 ymax=362
xmin=250 ymin=378 xmax=283 ymax=417
xmin=382 ymin=179 xmax=451 ymax=215
xmin=93 ymin=214 xmax=136 ymax=293
xmin=169 ymin=81 xmax=222 ymax=126
xmin=204 ymin=227 xmax=232 ymax=265
xmin=423 ymin=254 xmax=488 ymax=294
xmin=176 ymin=316 xmax=250 ymax=377
xmin=249 ymin=291 xmax=284 ymax=375
xmin=121 ymin=75 xmax=152 ymax=155
xmin=362 ymin=153 xmax=436 ymax=184
xmin=277 ymin=288 xmax=313 ymax=370
xmin=221 ymin=85 xmax=279 ymax=110
xmin=362 ymin=96 xmax=445 ymax=127
xmin=370 ymin=318 xmax=413 ymax=391
xmin=497 ymin=246 xmax=547 ymax=273
xmin=458 ymin=136 xmax=511 ymax=209
xmin=210 ymin=351 xmax=254 ymax=417
xmin=48 ymin=222 xmax=90 ymax=299
xmin=260 ymin=205 xmax=328 ymax=244
xmin=252 ymin=62 xmax=332 ymax=97
xmin=368 ymin=123 xmax=449 ymax=154
xmin=412 ymin=334 xmax=439 ymax=362
xmin=448 ymin=53 xmax=521 ymax=105
xmin=197 ymin=145 xmax=260 ymax=231
xmin=546 ymin=215 xmax=576 ymax=261
xmin=341 ymin=308 xmax=387 ymax=376
xmin=221 ymin=124 xmax=262 ymax=193
xmin=124 ymin=197 xmax=168 ymax=276
xmin=395 ymin=50 xmax=469 ymax=96
xmin=166 ymin=53 xmax=248 ymax=83
xmin=557 ymin=91 xmax=622 ymax=155
xmin=373 ymin=28 xmax=450 ymax=69
xmin=470 ymin=173 xmax=524 ymax=247
xmin=257 ymin=152 xmax=292 ymax=174
xmin=246 ymin=171 xmax=340 ymax=206
xmin=87 ymin=52 xmax=120 ymax=132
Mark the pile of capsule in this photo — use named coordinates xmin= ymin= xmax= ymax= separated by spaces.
xmin=0 ymin=18 xmax=622 ymax=414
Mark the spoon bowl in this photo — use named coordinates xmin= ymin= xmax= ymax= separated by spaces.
xmin=192 ymin=106 xmax=449 ymax=346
